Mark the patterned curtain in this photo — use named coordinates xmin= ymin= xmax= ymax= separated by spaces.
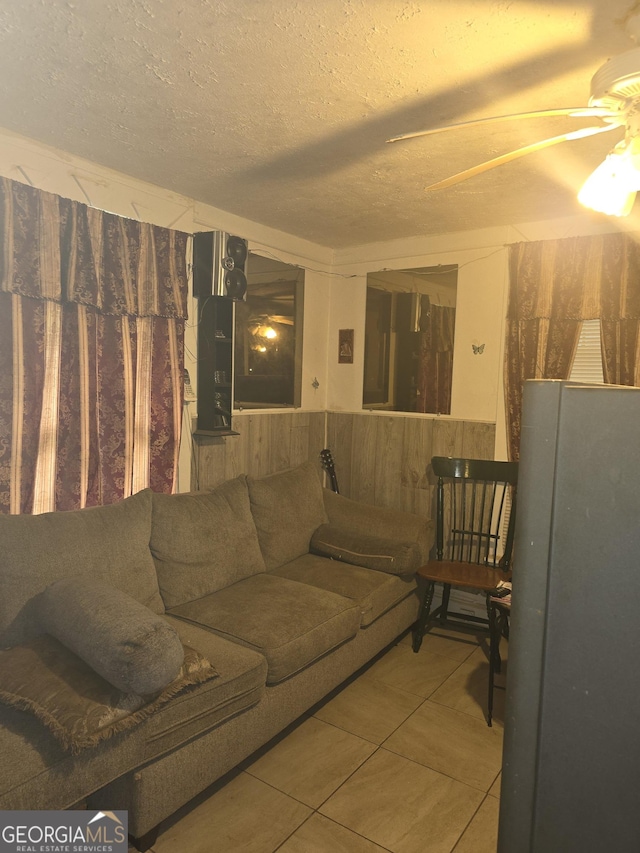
xmin=599 ymin=235 xmax=640 ymax=386
xmin=0 ymin=178 xmax=189 ymax=514
xmin=416 ymin=302 xmax=455 ymax=415
xmin=505 ymin=233 xmax=640 ymax=460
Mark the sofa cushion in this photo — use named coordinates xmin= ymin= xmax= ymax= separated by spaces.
xmin=169 ymin=573 xmax=361 ymax=684
xmin=142 ymin=616 xmax=268 ymax=760
xmin=39 ymin=578 xmax=185 ymax=694
xmin=0 ymin=489 xmax=163 ymax=648
xmin=310 ymin=524 xmax=421 ymax=576
xmin=271 ymin=553 xmax=418 ymax=627
xmin=0 ymin=636 xmax=217 ymax=754
xmin=248 ymin=462 xmax=328 ymax=570
xmin=151 ymin=477 xmax=266 ymax=607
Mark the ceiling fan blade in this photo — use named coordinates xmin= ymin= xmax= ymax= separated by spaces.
xmin=387 ymin=108 xmax=621 ymax=143
xmin=425 ymin=123 xmax=621 ymax=192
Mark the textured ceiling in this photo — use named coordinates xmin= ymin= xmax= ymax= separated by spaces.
xmin=1 ymin=0 xmax=640 ymax=247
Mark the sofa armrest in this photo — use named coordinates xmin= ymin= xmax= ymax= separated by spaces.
xmin=322 ymin=489 xmax=433 ymax=564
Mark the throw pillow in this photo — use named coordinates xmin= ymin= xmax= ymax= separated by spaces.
xmin=39 ymin=578 xmax=184 ymax=694
xmin=311 ymin=524 xmax=421 ymax=575
xmin=323 ymin=488 xmax=433 ymax=564
xmin=0 ymin=636 xmax=218 ymax=754
xmin=248 ymin=462 xmax=328 ymax=570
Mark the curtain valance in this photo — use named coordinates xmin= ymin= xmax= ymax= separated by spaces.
xmin=508 ymin=233 xmax=640 ymax=322
xmin=0 ymin=178 xmax=188 ymax=319
xmin=506 ymin=231 xmax=640 ymax=460
xmin=0 ymin=176 xmax=188 ymax=513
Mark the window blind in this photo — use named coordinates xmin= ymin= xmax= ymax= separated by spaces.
xmin=570 ymin=319 xmax=604 ymax=384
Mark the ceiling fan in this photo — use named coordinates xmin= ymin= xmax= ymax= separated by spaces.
xmin=388 ymin=25 xmax=640 ymax=217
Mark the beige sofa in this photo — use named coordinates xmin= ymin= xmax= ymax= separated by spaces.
xmin=0 ymin=461 xmax=432 ymax=850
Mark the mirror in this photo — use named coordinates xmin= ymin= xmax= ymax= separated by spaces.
xmin=363 ymin=265 xmax=457 ymax=414
xmin=234 ymin=253 xmax=304 ymax=409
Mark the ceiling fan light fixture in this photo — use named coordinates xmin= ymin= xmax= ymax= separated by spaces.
xmin=248 ymin=315 xmax=279 ymax=341
xmin=577 ymin=144 xmax=640 ymax=217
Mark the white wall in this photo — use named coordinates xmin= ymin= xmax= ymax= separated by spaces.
xmin=331 ymin=216 xmax=624 ymax=459
xmin=329 ymin=229 xmax=519 ymax=426
xmin=326 ymin=272 xmax=367 ymax=411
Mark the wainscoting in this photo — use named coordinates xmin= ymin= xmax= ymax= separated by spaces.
xmin=192 ymin=411 xmax=327 ymax=490
xmin=191 ymin=409 xmax=496 ymax=523
xmin=325 ymin=412 xmax=496 ymax=517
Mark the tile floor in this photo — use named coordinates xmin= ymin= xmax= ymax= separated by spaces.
xmin=138 ymin=627 xmax=507 ymax=853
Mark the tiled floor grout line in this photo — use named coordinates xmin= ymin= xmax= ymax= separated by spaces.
xmin=449 ymin=791 xmax=493 ymax=853
xmin=376 ymin=739 xmax=499 ymax=795
xmin=245 ymin=734 xmax=394 ymax=852
xmin=268 ymin=736 xmax=400 ymax=853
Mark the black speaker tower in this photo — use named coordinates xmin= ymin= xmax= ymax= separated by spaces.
xmin=193 ymin=231 xmax=248 ymax=301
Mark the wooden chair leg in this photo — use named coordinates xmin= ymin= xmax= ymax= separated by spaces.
xmin=412 ymin=581 xmax=435 ymax=652
xmin=487 ymin=603 xmax=498 ymax=726
xmin=488 ymin=603 xmax=510 ymax=726
xmin=440 ymin=583 xmax=451 ymax=623
xmin=485 ymin=592 xmax=501 ymax=674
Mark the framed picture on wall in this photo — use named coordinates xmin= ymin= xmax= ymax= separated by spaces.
xmin=339 ymin=329 xmax=354 ymax=364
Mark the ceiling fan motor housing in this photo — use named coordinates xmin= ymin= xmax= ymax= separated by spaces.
xmin=590 ymin=47 xmax=640 ymax=114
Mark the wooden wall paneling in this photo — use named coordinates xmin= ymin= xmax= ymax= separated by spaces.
xmin=349 ymin=414 xmax=379 ymax=504
xmin=324 ymin=412 xmax=334 ymax=449
xmin=292 ymin=413 xmax=308 ymax=469
xmin=193 ymin=411 xmax=329 ymax=490
xmin=373 ymin=416 xmax=405 ymax=510
xmin=192 ymin=412 xmax=496 ymax=530
xmin=288 ymin=412 xmax=309 ymax=469
xmin=400 ymin=416 xmax=433 ymax=516
xmin=223 ymin=416 xmax=251 ymax=482
xmin=191 ymin=436 xmax=205 ymax=490
xmin=325 ymin=413 xmax=354 ymax=497
xmin=194 ymin=435 xmax=227 ymax=491
xmin=246 ymin=414 xmax=274 ymax=478
xmin=431 ymin=418 xmax=464 ymax=459
xmin=310 ymin=411 xmax=327 ymax=462
xmin=307 ymin=412 xmax=328 ymax=479
xmin=241 ymin=415 xmax=259 ymax=477
xmin=285 ymin=411 xmax=326 ymax=478
xmin=271 ymin=413 xmax=295 ymax=473
xmin=461 ymin=420 xmax=496 ymax=460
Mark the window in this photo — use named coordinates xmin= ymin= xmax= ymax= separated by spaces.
xmin=569 ymin=319 xmax=604 ymax=383
xmin=363 ymin=287 xmax=392 ymax=405
xmin=234 ymin=253 xmax=304 ymax=408
xmin=363 ymin=265 xmax=458 ymax=413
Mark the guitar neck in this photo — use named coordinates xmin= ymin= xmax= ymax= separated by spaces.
xmin=320 ymin=450 xmax=339 ymax=494
xmin=327 ymin=467 xmax=339 ymax=494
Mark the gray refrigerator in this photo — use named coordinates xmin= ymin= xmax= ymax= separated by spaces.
xmin=499 ymin=379 xmax=640 ymax=852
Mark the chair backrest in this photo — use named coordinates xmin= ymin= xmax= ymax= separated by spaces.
xmin=432 ymin=456 xmax=518 ymax=570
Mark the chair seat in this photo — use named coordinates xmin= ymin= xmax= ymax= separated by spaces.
xmin=416 ymin=560 xmax=510 ymax=591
